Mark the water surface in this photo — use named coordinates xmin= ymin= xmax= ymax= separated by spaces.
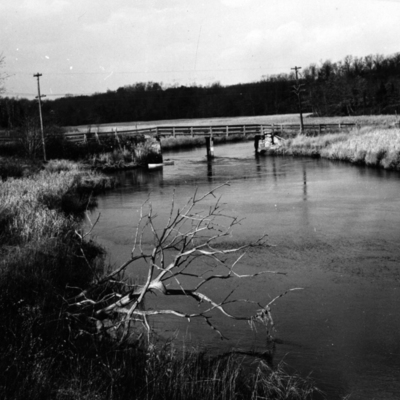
xmin=92 ymin=141 xmax=400 ymax=399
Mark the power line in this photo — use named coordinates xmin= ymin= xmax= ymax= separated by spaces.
xmin=33 ymin=72 xmax=47 ymax=161
xmin=291 ymin=66 xmax=305 ymax=133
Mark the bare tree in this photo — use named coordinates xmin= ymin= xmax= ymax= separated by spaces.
xmin=69 ymin=184 xmax=300 ymax=343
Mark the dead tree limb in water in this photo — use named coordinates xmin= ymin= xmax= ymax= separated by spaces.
xmin=68 ymin=183 xmax=301 ymax=342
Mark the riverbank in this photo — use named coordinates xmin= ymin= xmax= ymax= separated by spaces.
xmin=266 ymin=127 xmax=400 ymax=170
xmin=0 ymin=158 xmax=318 ymax=399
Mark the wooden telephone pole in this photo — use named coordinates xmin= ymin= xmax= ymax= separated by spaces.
xmin=291 ymin=66 xmax=305 ymax=134
xmin=33 ymin=73 xmax=47 ymax=161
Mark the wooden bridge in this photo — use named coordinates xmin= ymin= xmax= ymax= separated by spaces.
xmin=0 ymin=123 xmax=356 ymax=158
xmin=64 ymin=122 xmax=355 ymax=142
xmin=55 ymin=122 xmax=356 ymax=144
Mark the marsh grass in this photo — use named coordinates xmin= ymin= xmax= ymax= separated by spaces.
xmin=134 ymin=141 xmax=153 ymax=163
xmin=44 ymin=159 xmax=83 ymax=173
xmin=270 ymin=127 xmax=400 ymax=170
xmin=1 ymin=329 xmax=319 ymax=400
xmin=0 ymin=161 xmax=106 ymax=399
xmin=321 ymin=127 xmax=400 ymax=169
xmin=95 ymin=149 xmax=135 ymax=166
xmin=92 ymin=141 xmax=162 ymax=169
xmin=283 ymin=133 xmax=349 ymax=157
xmin=0 ymin=236 xmax=104 ymax=400
xmin=0 ymin=162 xmax=114 ymax=244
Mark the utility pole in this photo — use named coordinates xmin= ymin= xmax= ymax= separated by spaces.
xmin=291 ymin=66 xmax=305 ymax=134
xmin=33 ymin=73 xmax=47 ymax=161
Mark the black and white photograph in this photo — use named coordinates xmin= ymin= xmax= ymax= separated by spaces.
xmin=1 ymin=1 xmax=400 ymax=399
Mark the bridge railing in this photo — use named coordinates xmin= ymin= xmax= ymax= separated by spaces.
xmin=0 ymin=123 xmax=356 ymax=144
xmin=155 ymin=124 xmax=265 ymax=137
xmin=62 ymin=122 xmax=357 ymax=141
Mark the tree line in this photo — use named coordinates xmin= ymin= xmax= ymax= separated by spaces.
xmin=1 ymin=52 xmax=400 ymax=129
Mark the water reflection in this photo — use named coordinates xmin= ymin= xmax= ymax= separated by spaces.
xmin=114 ymin=167 xmax=163 ymax=188
xmin=303 ymin=162 xmax=307 ymax=201
xmin=207 ymin=161 xmax=213 ymax=181
xmin=272 ymin=157 xmax=278 ymax=182
xmin=255 ymin=153 xmax=262 ymax=175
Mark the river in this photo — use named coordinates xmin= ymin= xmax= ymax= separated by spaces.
xmin=91 ymin=141 xmax=400 ymax=399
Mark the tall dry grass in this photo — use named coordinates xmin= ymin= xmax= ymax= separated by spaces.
xmin=283 ymin=132 xmax=349 ymax=157
xmin=321 ymin=127 xmax=400 ymax=169
xmin=1 ymin=173 xmax=73 ymax=244
xmin=0 ymin=160 xmax=106 ymax=400
xmin=270 ymin=127 xmax=400 ymax=170
xmin=0 ymin=165 xmax=114 ymax=244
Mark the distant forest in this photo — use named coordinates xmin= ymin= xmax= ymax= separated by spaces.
xmin=1 ymin=52 xmax=400 ymax=128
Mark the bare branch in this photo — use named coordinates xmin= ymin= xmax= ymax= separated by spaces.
xmin=68 ymin=184 xmax=300 ymax=344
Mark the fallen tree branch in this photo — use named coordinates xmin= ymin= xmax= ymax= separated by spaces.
xmin=68 ymin=183 xmax=300 ymax=344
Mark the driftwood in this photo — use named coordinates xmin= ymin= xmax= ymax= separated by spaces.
xmin=68 ymin=183 xmax=301 ymax=342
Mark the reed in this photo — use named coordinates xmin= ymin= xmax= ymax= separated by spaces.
xmin=133 ymin=141 xmax=153 ymax=163
xmin=92 ymin=141 xmax=163 ymax=169
xmin=283 ymin=132 xmax=349 ymax=157
xmin=1 ymin=331 xmax=318 ymax=400
xmin=44 ymin=159 xmax=83 ymax=173
xmin=321 ymin=127 xmax=400 ymax=169
xmin=0 ymin=161 xmax=106 ymax=400
xmin=0 ymin=162 xmax=114 ymax=244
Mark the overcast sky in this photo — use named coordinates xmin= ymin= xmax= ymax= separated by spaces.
xmin=1 ymin=0 xmax=400 ymax=99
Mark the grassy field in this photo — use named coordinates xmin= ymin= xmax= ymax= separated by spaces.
xmin=68 ymin=113 xmax=400 ymax=132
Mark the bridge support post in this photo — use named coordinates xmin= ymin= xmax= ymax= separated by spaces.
xmin=95 ymin=128 xmax=100 ymax=144
xmin=254 ymin=135 xmax=260 ymax=153
xmin=271 ymin=124 xmax=275 ymax=145
xmin=205 ymin=136 xmax=214 ymax=159
xmin=114 ymin=128 xmax=123 ymax=151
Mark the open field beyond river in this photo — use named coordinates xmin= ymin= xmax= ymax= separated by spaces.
xmin=68 ymin=113 xmax=400 ymax=131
